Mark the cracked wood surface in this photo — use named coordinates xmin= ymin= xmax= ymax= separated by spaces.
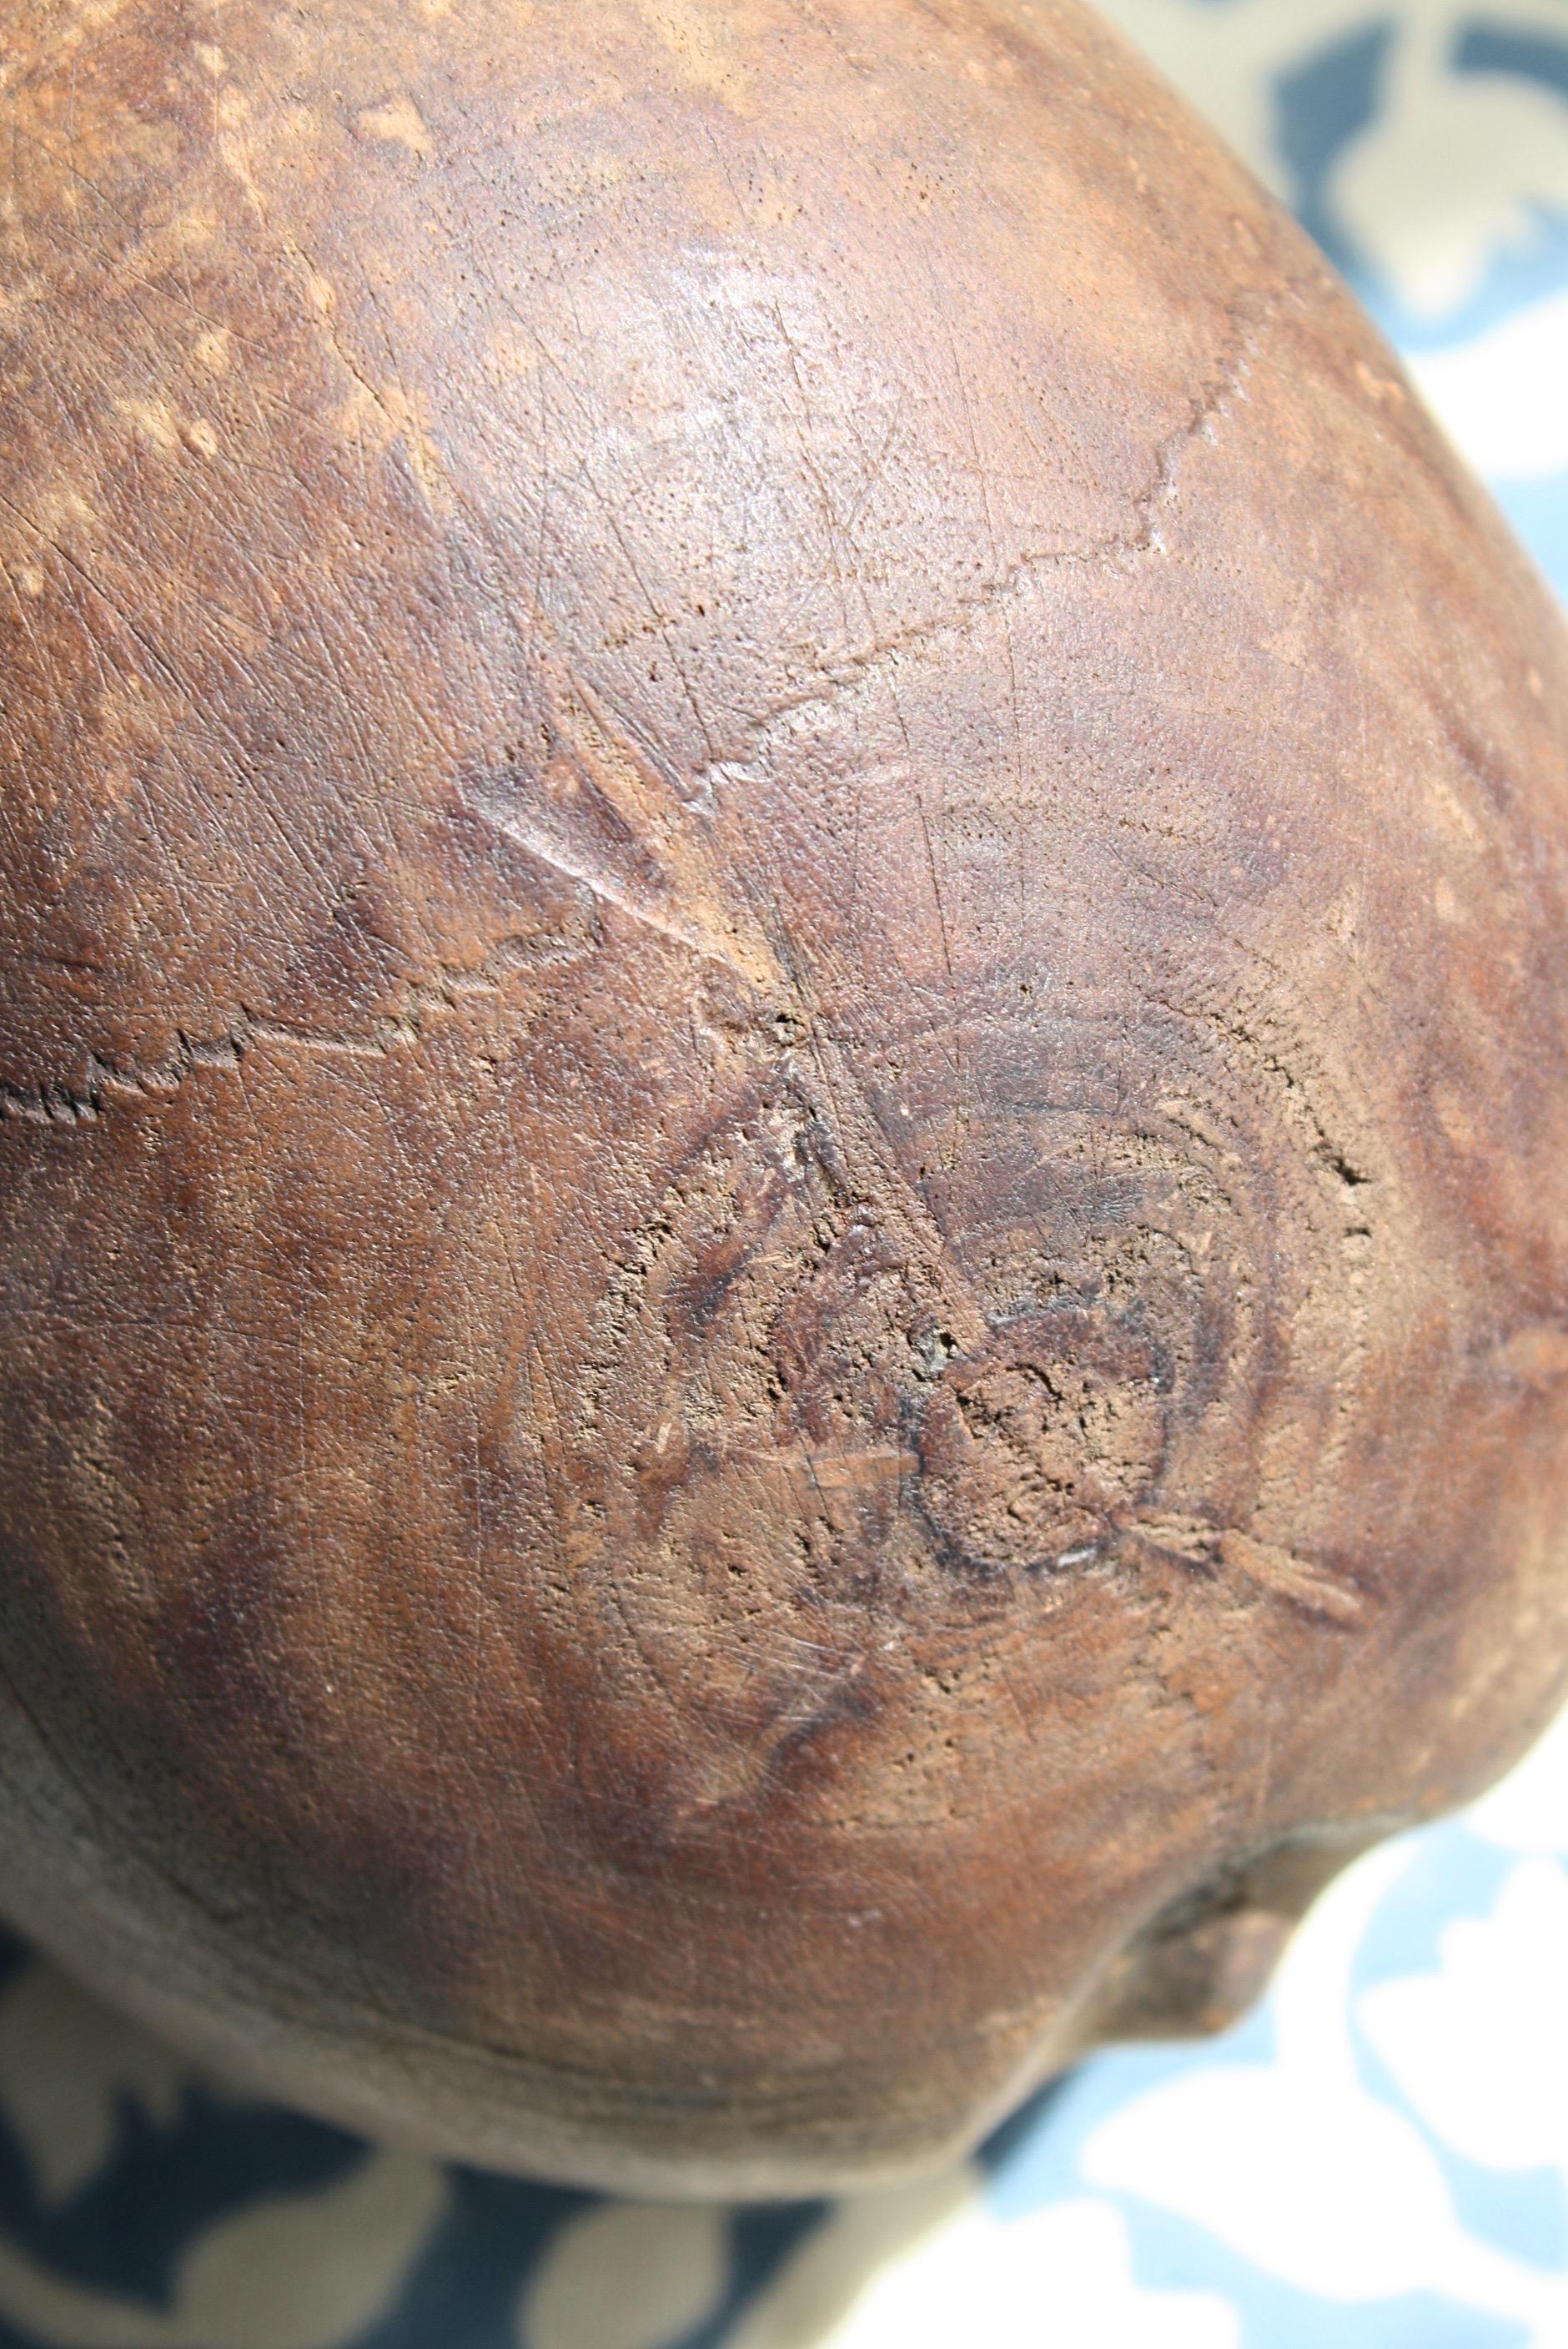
xmin=3 ymin=0 xmax=1568 ymax=2197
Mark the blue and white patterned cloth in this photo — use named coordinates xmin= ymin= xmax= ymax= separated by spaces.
xmin=1106 ymin=0 xmax=1568 ymax=603
xmin=2 ymin=5 xmax=1565 ymax=2343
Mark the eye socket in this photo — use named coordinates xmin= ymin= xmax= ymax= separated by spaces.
xmin=1082 ymin=1829 xmax=1382 ymax=2046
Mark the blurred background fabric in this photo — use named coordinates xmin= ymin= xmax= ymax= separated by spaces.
xmin=2 ymin=2 xmax=1565 ymax=2344
xmin=1106 ymin=0 xmax=1568 ymax=605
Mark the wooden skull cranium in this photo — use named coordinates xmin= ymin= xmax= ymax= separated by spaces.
xmin=2 ymin=0 xmax=1567 ymax=2196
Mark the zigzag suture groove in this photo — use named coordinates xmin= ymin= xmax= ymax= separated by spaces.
xmin=2 ymin=284 xmax=1299 ymax=1132
xmin=0 ymin=931 xmax=562 ymax=1127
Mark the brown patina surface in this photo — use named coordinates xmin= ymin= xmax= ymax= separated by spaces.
xmin=3 ymin=0 xmax=1568 ymax=2195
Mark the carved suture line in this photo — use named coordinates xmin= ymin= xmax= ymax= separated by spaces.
xmin=3 ymin=289 xmax=1294 ymax=1135
xmin=462 ymin=652 xmax=787 ymax=994
xmin=1128 ymin=1512 xmax=1367 ymax=1627
xmin=469 ymin=797 xmax=766 ymax=989
xmin=726 ymin=1442 xmax=920 ymax=1486
xmin=687 ymin=284 xmax=1291 ymax=792
xmin=0 ymin=1027 xmax=248 ymax=1126
xmin=0 ymin=925 xmax=590 ymax=1130
xmin=1219 ymin=1527 xmax=1367 ymax=1627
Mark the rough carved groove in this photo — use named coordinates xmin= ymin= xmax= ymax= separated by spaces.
xmin=0 ymin=921 xmax=598 ymax=1127
xmin=689 ymin=289 xmax=1292 ymax=792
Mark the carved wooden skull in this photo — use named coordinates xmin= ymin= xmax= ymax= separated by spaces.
xmin=3 ymin=0 xmax=1567 ymax=2196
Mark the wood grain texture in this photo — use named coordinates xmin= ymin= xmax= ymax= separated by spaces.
xmin=2 ymin=0 xmax=1567 ymax=2196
